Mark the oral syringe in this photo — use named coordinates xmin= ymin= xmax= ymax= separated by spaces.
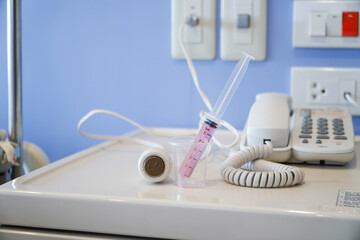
xmin=179 ymin=53 xmax=254 ymax=178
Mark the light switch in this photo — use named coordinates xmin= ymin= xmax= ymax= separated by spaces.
xmin=233 ymin=0 xmax=252 ymax=44
xmin=342 ymin=12 xmax=359 ymax=36
xmin=237 ymin=14 xmax=250 ymax=28
xmin=293 ymin=0 xmax=360 ymax=48
xmin=326 ymin=12 xmax=342 ymax=36
xmin=220 ymin=0 xmax=267 ymax=61
xmin=310 ymin=11 xmax=326 ymax=37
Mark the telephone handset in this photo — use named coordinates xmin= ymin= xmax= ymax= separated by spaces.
xmin=242 ymin=92 xmax=355 ymax=165
xmin=246 ymin=93 xmax=291 ymax=148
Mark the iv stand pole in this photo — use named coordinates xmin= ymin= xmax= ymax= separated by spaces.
xmin=7 ymin=0 xmax=23 ymax=179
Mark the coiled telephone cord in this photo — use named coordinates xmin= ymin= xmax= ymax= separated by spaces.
xmin=221 ymin=142 xmax=305 ymax=188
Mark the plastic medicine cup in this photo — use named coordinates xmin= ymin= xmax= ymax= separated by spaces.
xmin=168 ymin=136 xmax=211 ymax=188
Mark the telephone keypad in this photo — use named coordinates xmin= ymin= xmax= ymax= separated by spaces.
xmin=299 ymin=111 xmax=349 ymax=143
xmin=293 ymin=108 xmax=354 ymax=164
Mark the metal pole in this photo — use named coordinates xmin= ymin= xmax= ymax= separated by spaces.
xmin=7 ymin=0 xmax=23 ymax=178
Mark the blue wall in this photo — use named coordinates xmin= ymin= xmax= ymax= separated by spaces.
xmin=0 ymin=0 xmax=359 ymax=162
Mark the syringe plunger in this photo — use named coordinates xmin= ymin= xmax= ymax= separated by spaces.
xmin=179 ymin=52 xmax=254 ymax=179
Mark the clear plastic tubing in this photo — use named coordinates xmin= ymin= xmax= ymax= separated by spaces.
xmin=179 ymin=53 xmax=254 ymax=178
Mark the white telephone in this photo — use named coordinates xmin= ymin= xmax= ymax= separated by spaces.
xmin=242 ymin=92 xmax=355 ymax=165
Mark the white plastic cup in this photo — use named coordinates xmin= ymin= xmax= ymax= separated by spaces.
xmin=168 ymin=137 xmax=211 ymax=188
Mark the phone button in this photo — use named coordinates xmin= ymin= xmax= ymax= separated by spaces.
xmin=301 ymin=130 xmax=313 ymax=134
xmin=334 ymin=136 xmax=348 ymax=140
xmin=316 ymin=140 xmax=322 ymax=144
xmin=317 ymin=135 xmax=329 ymax=139
xmin=317 ymin=130 xmax=329 ymax=135
xmin=333 ymin=118 xmax=343 ymax=123
xmin=317 ymin=118 xmax=328 ymax=123
xmin=317 ymin=127 xmax=328 ymax=131
xmin=302 ymin=139 xmax=309 ymax=143
xmin=299 ymin=135 xmax=312 ymax=138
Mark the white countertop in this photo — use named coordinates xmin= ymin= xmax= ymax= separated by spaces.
xmin=0 ymin=128 xmax=359 ymax=240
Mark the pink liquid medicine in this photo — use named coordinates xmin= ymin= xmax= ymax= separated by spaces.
xmin=179 ymin=119 xmax=218 ymax=178
xmin=178 ymin=53 xmax=253 ymax=179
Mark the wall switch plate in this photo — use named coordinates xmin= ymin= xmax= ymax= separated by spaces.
xmin=291 ymin=67 xmax=360 ymax=116
xmin=171 ymin=0 xmax=216 ymax=60
xmin=293 ymin=0 xmax=360 ymax=48
xmin=220 ymin=0 xmax=267 ymax=61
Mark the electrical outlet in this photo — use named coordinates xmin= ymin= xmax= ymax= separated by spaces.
xmin=291 ymin=67 xmax=360 ymax=116
xmin=307 ymin=78 xmax=339 ymax=104
xmin=339 ymin=80 xmax=356 ymax=105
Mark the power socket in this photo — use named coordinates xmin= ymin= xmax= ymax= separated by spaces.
xmin=339 ymin=80 xmax=356 ymax=105
xmin=307 ymin=79 xmax=339 ymax=104
xmin=171 ymin=0 xmax=216 ymax=60
xmin=291 ymin=67 xmax=360 ymax=116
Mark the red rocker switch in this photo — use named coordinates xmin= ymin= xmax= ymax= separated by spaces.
xmin=342 ymin=12 xmax=359 ymax=37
